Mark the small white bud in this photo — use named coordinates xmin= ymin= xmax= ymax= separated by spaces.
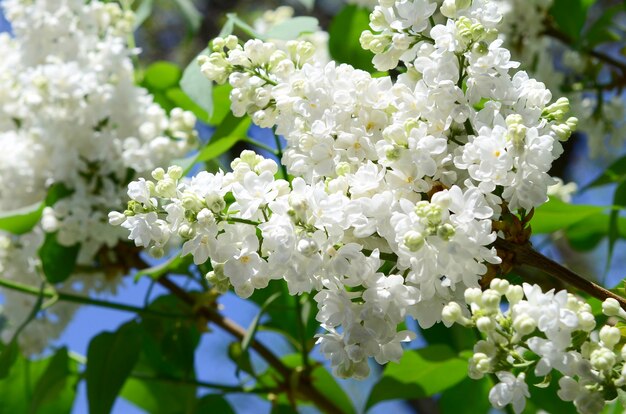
xmin=476 ymin=316 xmax=494 ymax=333
xmin=151 ymin=167 xmax=165 ymax=181
xmin=513 ymin=314 xmax=536 ymax=335
xmin=108 ymin=211 xmax=126 ymax=226
xmin=481 ymin=289 xmax=501 ymax=310
xmin=590 ymin=347 xmax=616 ymax=371
xmin=403 ymin=230 xmax=425 ymax=252
xmin=505 ymin=285 xmax=524 ymax=304
xmin=442 ymin=302 xmax=463 ymax=327
xmin=489 ymin=278 xmax=509 ymax=294
xmin=602 ymin=298 xmax=623 ymax=317
xmin=600 ymin=325 xmax=621 ymax=349
xmin=149 ymin=246 xmax=164 ymax=259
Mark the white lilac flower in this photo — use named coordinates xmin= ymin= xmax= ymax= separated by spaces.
xmin=0 ymin=0 xmax=197 ymax=352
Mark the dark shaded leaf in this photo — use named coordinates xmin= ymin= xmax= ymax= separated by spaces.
xmin=38 ymin=232 xmax=80 ymax=284
xmin=173 ymin=0 xmax=202 ymax=33
xmin=194 ymin=394 xmax=235 ymax=414
xmin=328 ymin=5 xmax=375 ymax=72
xmin=86 ymin=322 xmax=143 ymax=414
xmin=584 ymin=154 xmax=626 ymax=189
xmin=550 ymin=0 xmax=596 ymax=42
xmin=28 ymin=348 xmax=71 ymax=414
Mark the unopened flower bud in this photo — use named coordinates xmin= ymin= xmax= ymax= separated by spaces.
xmin=465 ymin=287 xmax=483 ymax=305
xmin=591 ymin=347 xmax=616 ymax=371
xmin=513 ymin=314 xmax=536 ymax=335
xmin=490 ymin=278 xmax=509 ymax=294
xmin=178 ymin=224 xmax=195 ymax=239
xmin=149 ymin=246 xmax=164 ymax=259
xmin=205 ymin=193 xmax=225 ymax=213
xmin=108 ymin=211 xmax=126 ymax=226
xmin=505 ymin=285 xmax=524 ymax=304
xmin=151 ymin=167 xmax=165 ymax=181
xmin=481 ymin=289 xmax=501 ymax=310
xmin=602 ymin=298 xmax=624 ymax=317
xmin=578 ymin=311 xmax=596 ymax=332
xmin=442 ymin=302 xmax=463 ymax=326
xmin=437 ymin=223 xmax=455 ymax=240
xmin=600 ymin=325 xmax=621 ymax=349
xmin=197 ymin=208 xmax=215 ymax=225
xmin=403 ymin=230 xmax=425 ymax=252
xmin=297 ymin=238 xmax=319 ymax=256
xmin=476 ymin=316 xmax=495 ymax=333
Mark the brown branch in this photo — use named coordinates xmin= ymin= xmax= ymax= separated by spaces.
xmin=494 ymin=238 xmax=626 ymax=310
xmin=542 ymin=25 xmax=626 ymax=76
xmin=156 ymin=277 xmax=344 ymax=414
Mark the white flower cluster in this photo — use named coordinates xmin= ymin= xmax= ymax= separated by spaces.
xmin=0 ymin=0 xmax=196 ymax=352
xmin=117 ymin=0 xmax=579 ymax=378
xmin=252 ymin=6 xmax=330 ymax=64
xmin=493 ymin=0 xmax=626 ymax=158
xmin=443 ymin=279 xmax=626 ymax=414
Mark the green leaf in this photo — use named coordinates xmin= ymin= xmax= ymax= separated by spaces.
xmin=440 ymin=377 xmax=491 ymax=414
xmin=530 ymin=198 xmax=605 ymax=234
xmin=0 ymin=347 xmax=77 ymax=414
xmin=0 ymin=182 xmax=74 ymax=235
xmin=38 ymin=232 xmax=80 ymax=284
xmin=140 ymin=295 xmax=200 ymax=378
xmin=121 ymin=296 xmax=199 ymax=414
xmin=0 ymin=202 xmax=44 ymax=235
xmin=228 ymin=341 xmax=256 ymax=377
xmin=241 ymin=292 xmax=281 ymax=353
xmin=583 ymin=154 xmax=626 ymax=189
xmin=180 ymin=48 xmax=213 ymax=117
xmin=0 ymin=339 xmax=19 ymax=379
xmin=420 ymin=322 xmax=475 ymax=353
xmin=166 ymin=87 xmax=208 ymax=122
xmin=617 ymin=389 xmax=626 ymax=411
xmin=144 ymin=62 xmax=182 ymax=91
xmin=256 ymin=354 xmax=355 ymax=414
xmin=328 ymin=5 xmax=375 ymax=72
xmin=194 ymin=113 xmax=251 ymax=164
xmin=134 ymin=254 xmax=192 ymax=282
xmin=249 ymin=281 xmax=318 ymax=350
xmin=45 ymin=183 xmax=74 ymax=207
xmin=550 ymin=0 xmax=597 ymax=42
xmin=605 ymin=181 xmax=626 ymax=276
xmin=271 ymin=405 xmax=299 ymax=414
xmin=225 ymin=13 xmax=263 ymax=39
xmin=208 ymin=84 xmax=233 ymax=125
xmin=194 ymin=395 xmax=235 ymax=414
xmin=86 ymin=322 xmax=143 ymax=414
xmin=583 ymin=5 xmax=623 ymax=47
xmin=567 ymin=212 xmax=626 ymax=251
xmin=133 ymin=0 xmax=155 ymax=29
xmin=307 ymin=363 xmax=355 ymax=414
xmin=525 ymin=370 xmax=578 ymax=414
xmin=28 ymin=348 xmax=71 ymax=414
xmin=264 ymin=17 xmax=319 ymax=40
xmin=366 ymin=344 xmax=468 ymax=409
xmin=173 ymin=0 xmax=202 ymax=33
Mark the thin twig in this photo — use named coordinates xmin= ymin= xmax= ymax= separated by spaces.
xmin=156 ymin=277 xmax=344 ymax=414
xmin=494 ymin=238 xmax=626 ymax=309
xmin=0 ymin=277 xmax=187 ymax=319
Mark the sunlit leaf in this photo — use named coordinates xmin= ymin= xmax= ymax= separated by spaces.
xmin=366 ymin=345 xmax=468 ymax=409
